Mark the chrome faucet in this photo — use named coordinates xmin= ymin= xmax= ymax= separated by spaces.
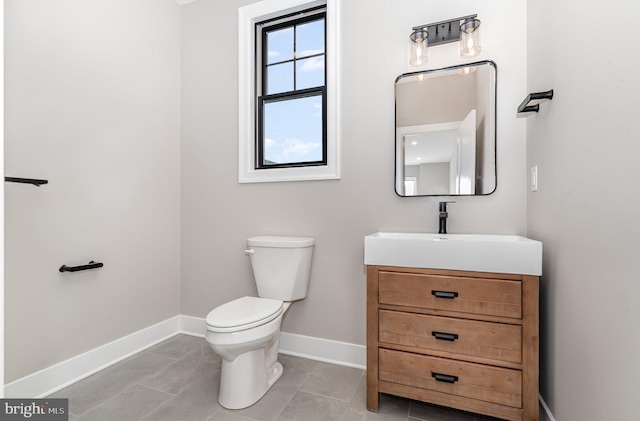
xmin=438 ymin=202 xmax=455 ymax=234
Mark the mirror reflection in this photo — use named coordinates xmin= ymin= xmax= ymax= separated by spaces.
xmin=395 ymin=61 xmax=496 ymax=196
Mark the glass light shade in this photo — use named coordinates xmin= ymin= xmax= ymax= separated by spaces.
xmin=459 ymin=18 xmax=481 ymax=58
xmin=409 ymin=29 xmax=428 ymax=67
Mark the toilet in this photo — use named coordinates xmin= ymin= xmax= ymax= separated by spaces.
xmin=204 ymin=235 xmax=315 ymax=409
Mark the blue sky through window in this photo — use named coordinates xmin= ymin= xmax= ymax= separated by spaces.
xmin=267 ymin=27 xmax=293 ymax=65
xmin=263 ymin=94 xmax=323 ymax=164
xmin=296 ymin=19 xmax=324 ymax=58
xmin=261 ymin=16 xmax=325 ymax=166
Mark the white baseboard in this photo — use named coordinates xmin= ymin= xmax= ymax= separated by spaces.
xmin=179 ymin=314 xmax=206 ymax=337
xmin=4 ymin=316 xmax=181 ymax=398
xmin=539 ymin=394 xmax=557 ymax=421
xmin=178 ymin=315 xmax=366 ymax=369
xmin=5 ymin=315 xmax=365 ymax=399
xmin=279 ymin=332 xmax=365 ymax=369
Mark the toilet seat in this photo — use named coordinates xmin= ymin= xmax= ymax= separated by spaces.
xmin=206 ymin=296 xmax=284 ymax=333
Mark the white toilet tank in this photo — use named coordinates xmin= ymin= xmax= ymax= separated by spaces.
xmin=246 ymin=236 xmax=315 ymax=301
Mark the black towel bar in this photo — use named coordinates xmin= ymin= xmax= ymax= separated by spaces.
xmin=5 ymin=177 xmax=48 ymax=186
xmin=517 ymin=89 xmax=554 ymax=116
xmin=59 ymin=261 xmax=104 ymax=273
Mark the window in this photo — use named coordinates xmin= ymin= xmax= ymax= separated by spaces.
xmin=256 ymin=10 xmax=326 ymax=169
xmin=239 ymin=0 xmax=340 ymax=183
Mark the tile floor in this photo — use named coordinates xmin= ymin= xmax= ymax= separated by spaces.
xmin=49 ymin=334 xmax=511 ymax=421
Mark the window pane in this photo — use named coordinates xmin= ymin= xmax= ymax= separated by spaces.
xmin=296 ymin=18 xmax=324 ymax=58
xmin=296 ymin=56 xmax=324 ymax=90
xmin=266 ymin=27 xmax=293 ymax=64
xmin=266 ymin=62 xmax=293 ymax=94
xmin=263 ymin=94 xmax=323 ymax=165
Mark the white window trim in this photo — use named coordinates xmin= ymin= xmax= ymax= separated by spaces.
xmin=238 ymin=0 xmax=341 ymax=183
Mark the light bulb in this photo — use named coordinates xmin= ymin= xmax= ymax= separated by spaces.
xmin=410 ymin=29 xmax=428 ymax=67
xmin=459 ymin=18 xmax=481 ymax=59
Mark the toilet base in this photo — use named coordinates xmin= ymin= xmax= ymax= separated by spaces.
xmin=218 ymin=349 xmax=283 ymax=409
xmin=207 ymin=302 xmax=292 ymax=409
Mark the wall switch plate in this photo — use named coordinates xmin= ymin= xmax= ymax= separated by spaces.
xmin=531 ymin=166 xmax=538 ymax=192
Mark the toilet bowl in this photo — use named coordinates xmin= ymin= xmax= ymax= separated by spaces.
xmin=205 ymin=297 xmax=291 ymax=409
xmin=204 ymin=236 xmax=314 ymax=409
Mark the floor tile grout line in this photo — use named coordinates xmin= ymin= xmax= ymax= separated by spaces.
xmin=268 ymin=387 xmax=298 ymax=421
xmin=133 ymin=381 xmax=178 ymax=397
xmin=137 ymin=361 xmax=221 ymax=400
xmin=63 ymin=380 xmax=135 ymax=419
xmin=297 ymin=368 xmax=365 ymax=405
xmin=293 ymin=387 xmax=356 ymax=404
xmin=70 ymin=380 xmax=176 ymax=421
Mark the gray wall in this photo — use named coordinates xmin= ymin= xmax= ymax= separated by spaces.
xmin=4 ymin=0 xmax=182 ymax=382
xmin=527 ymin=0 xmax=640 ymax=419
xmin=180 ymin=0 xmax=528 ymax=345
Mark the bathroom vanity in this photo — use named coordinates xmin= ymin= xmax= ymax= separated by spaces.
xmin=364 ymin=233 xmax=541 ymax=421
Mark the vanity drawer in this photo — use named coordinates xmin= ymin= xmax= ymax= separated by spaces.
xmin=379 ymin=348 xmax=522 ymax=408
xmin=379 ymin=310 xmax=522 ymax=364
xmin=378 ymin=272 xmax=522 ymax=318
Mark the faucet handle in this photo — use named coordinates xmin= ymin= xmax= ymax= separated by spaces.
xmin=438 ymin=201 xmax=455 ymax=234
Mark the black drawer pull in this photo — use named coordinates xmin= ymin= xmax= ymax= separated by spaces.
xmin=431 ymin=290 xmax=458 ymax=299
xmin=59 ymin=261 xmax=104 ymax=273
xmin=432 ymin=372 xmax=458 ymax=384
xmin=432 ymin=331 xmax=459 ymax=341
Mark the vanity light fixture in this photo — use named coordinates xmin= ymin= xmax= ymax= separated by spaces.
xmin=409 ymin=14 xmax=481 ymax=67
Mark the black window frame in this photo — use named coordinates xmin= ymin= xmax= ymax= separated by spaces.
xmin=255 ymin=8 xmax=327 ymax=170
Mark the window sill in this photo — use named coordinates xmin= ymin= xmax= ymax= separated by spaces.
xmin=238 ymin=165 xmax=340 ymax=184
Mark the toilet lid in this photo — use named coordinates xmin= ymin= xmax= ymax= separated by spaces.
xmin=206 ymin=296 xmax=283 ymax=332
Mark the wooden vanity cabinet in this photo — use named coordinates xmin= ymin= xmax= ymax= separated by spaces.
xmin=366 ymin=266 xmax=539 ymax=421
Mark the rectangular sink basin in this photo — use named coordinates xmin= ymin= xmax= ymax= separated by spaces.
xmin=364 ymin=232 xmax=542 ymax=276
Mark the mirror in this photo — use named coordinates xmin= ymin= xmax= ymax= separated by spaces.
xmin=395 ymin=61 xmax=496 ymax=196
